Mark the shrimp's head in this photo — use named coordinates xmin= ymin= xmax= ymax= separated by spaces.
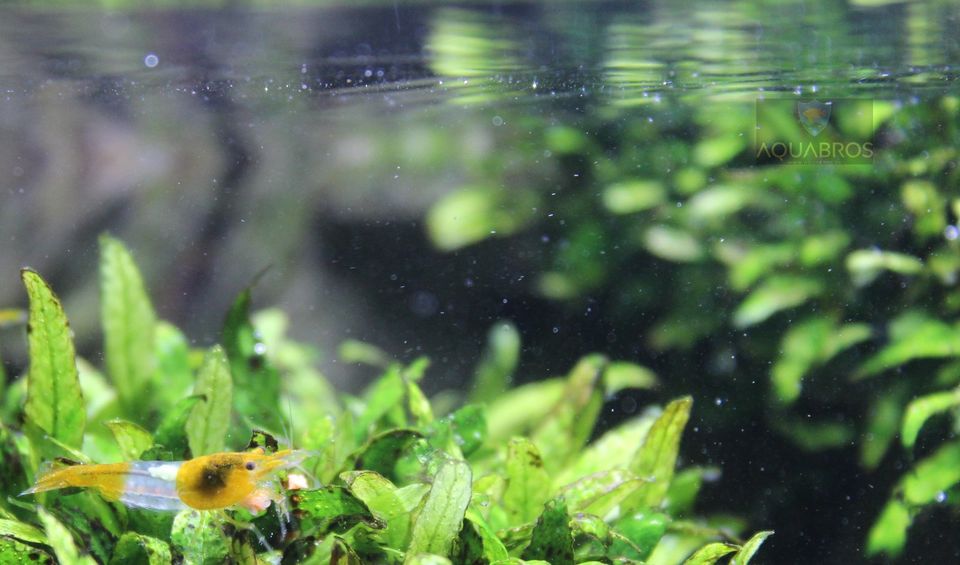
xmin=175 ymin=449 xmax=308 ymax=511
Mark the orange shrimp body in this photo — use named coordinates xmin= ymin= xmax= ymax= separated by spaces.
xmin=25 ymin=449 xmax=305 ymax=512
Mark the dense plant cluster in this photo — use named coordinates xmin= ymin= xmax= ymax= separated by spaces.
xmin=423 ymin=76 xmax=960 ymax=557
xmin=0 ymin=237 xmax=771 ymax=563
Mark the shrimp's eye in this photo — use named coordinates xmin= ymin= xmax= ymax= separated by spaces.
xmin=245 ymin=462 xmax=256 ymax=471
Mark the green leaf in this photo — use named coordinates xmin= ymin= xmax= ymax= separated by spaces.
xmin=21 ymin=269 xmax=86 ymax=453
xmin=186 ymin=346 xmax=233 ymax=456
xmin=902 ymin=442 xmax=960 ymax=505
xmin=339 ymin=339 xmax=392 ymax=367
xmin=732 ymin=276 xmax=823 ymax=328
xmin=682 ymin=542 xmax=737 ymax=565
xmin=772 ymin=318 xmax=871 ymax=404
xmin=293 ymin=487 xmax=379 ymax=536
xmin=664 ymin=467 xmax=709 ymax=516
xmin=351 ymin=429 xmax=424 ymax=483
xmin=38 ymin=507 xmax=98 ymax=565
xmin=901 ymin=180 xmax=946 ymax=239
xmin=109 ymin=532 xmax=173 ymax=564
xmin=52 ymin=491 xmax=124 ymax=561
xmin=462 ymin=509 xmax=509 ymax=562
xmin=559 ymin=469 xmax=647 ymax=518
xmin=731 ymin=530 xmax=774 ymax=565
xmin=429 ymin=404 xmax=487 ymax=458
xmin=773 ymin=417 xmax=854 ymax=451
xmin=406 ymin=378 xmax=435 ymax=428
xmin=105 ymin=419 xmax=153 ymax=460
xmin=902 ymin=389 xmax=960 ymax=449
xmin=469 ymin=321 xmax=521 ymax=404
xmin=152 ymin=395 xmax=203 ymax=460
xmin=342 ymin=471 xmax=418 ymax=548
xmin=222 ymin=285 xmax=281 ymax=429
xmin=860 ymin=386 xmax=906 ymax=470
xmin=100 ymin=235 xmax=157 ymax=419
xmin=723 ymin=243 xmax=795 ymax=291
xmin=855 ymin=313 xmax=960 ymax=379
xmin=407 ymin=459 xmax=472 ymax=557
xmin=686 ymin=185 xmax=768 ymax=223
xmin=643 ymin=226 xmax=704 ymax=263
xmin=610 ymin=512 xmax=669 ymax=560
xmin=602 ymin=179 xmax=666 ymax=214
xmin=487 ymin=379 xmax=566 ymax=442
xmin=405 ymin=555 xmax=452 ymax=565
xmin=846 ymin=249 xmax=924 ymax=287
xmin=77 ymin=357 xmax=116 ymax=422
xmin=153 ymin=321 xmax=193 ymax=412
xmin=503 ymin=438 xmax=552 ymax=526
xmin=356 ymin=365 xmax=406 ymax=442
xmin=556 ymin=412 xmax=658 ymax=485
xmin=692 ymin=135 xmax=745 ymax=167
xmin=866 ymin=500 xmax=910 ymax=558
xmin=426 ymin=186 xmax=537 ymax=251
xmin=0 ymin=518 xmax=47 ymax=545
xmin=603 ymin=362 xmax=658 ymax=395
xmin=532 ymin=355 xmax=606 ymax=469
xmin=624 ymin=397 xmax=692 ymax=511
xmin=170 ymin=511 xmax=228 ymax=565
xmin=520 ymin=498 xmax=574 ymax=564
xmin=799 ymin=231 xmax=850 ymax=266
xmin=0 ymin=536 xmax=54 ymax=563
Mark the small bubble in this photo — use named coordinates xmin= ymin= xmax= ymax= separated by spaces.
xmin=492 ymin=115 xmax=504 ymax=126
xmin=552 ymin=326 xmax=559 ymax=334
xmin=253 ymin=342 xmax=267 ymax=355
xmin=946 ymin=225 xmax=959 ymax=241
xmin=937 ymin=491 xmax=947 ymax=503
xmin=144 ymin=53 xmax=159 ymax=68
xmin=715 ymin=397 xmax=724 ymax=406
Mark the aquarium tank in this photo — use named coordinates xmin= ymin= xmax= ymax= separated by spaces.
xmin=1 ymin=0 xmax=958 ymax=563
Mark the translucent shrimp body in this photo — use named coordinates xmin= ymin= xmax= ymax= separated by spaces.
xmin=24 ymin=449 xmax=306 ymax=512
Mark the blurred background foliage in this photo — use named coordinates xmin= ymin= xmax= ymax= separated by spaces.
xmin=2 ymin=0 xmax=960 ymax=561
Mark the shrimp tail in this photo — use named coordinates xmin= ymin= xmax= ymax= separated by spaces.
xmin=21 ymin=462 xmax=130 ymax=501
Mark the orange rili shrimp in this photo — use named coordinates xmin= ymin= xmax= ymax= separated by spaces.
xmin=23 ymin=449 xmax=308 ymax=513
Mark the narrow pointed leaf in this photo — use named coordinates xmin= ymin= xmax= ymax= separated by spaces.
xmin=186 ymin=346 xmax=233 ymax=456
xmin=682 ymin=542 xmax=737 ymax=565
xmin=100 ymin=235 xmax=156 ymax=419
xmin=532 ymin=355 xmax=606 ymax=468
xmin=902 ymin=442 xmax=960 ymax=505
xmin=470 ymin=321 xmax=521 ymax=404
xmin=503 ymin=438 xmax=552 ymax=526
xmin=866 ymin=500 xmax=910 ymax=558
xmin=38 ymin=508 xmax=98 ymax=565
xmin=0 ymin=518 xmax=47 ymax=545
xmin=223 ymin=286 xmax=281 ymax=429
xmin=153 ymin=321 xmax=193 ymax=412
xmin=624 ymin=397 xmax=692 ymax=511
xmin=733 ymin=276 xmax=823 ymax=328
xmin=22 ymin=269 xmax=85 ymax=452
xmin=556 ymin=411 xmax=658 ymax=485
xmin=731 ymin=530 xmax=774 ymax=565
xmin=901 ymin=390 xmax=960 ymax=449
xmin=407 ymin=459 xmax=472 ymax=557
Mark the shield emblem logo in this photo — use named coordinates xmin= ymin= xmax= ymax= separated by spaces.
xmin=796 ymin=100 xmax=832 ymax=137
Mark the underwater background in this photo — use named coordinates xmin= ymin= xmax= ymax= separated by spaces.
xmin=2 ymin=0 xmax=960 ymax=562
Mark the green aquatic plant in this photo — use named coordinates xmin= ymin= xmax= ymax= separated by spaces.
xmin=421 ymin=8 xmax=960 ymax=556
xmin=0 ymin=236 xmax=771 ymax=563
